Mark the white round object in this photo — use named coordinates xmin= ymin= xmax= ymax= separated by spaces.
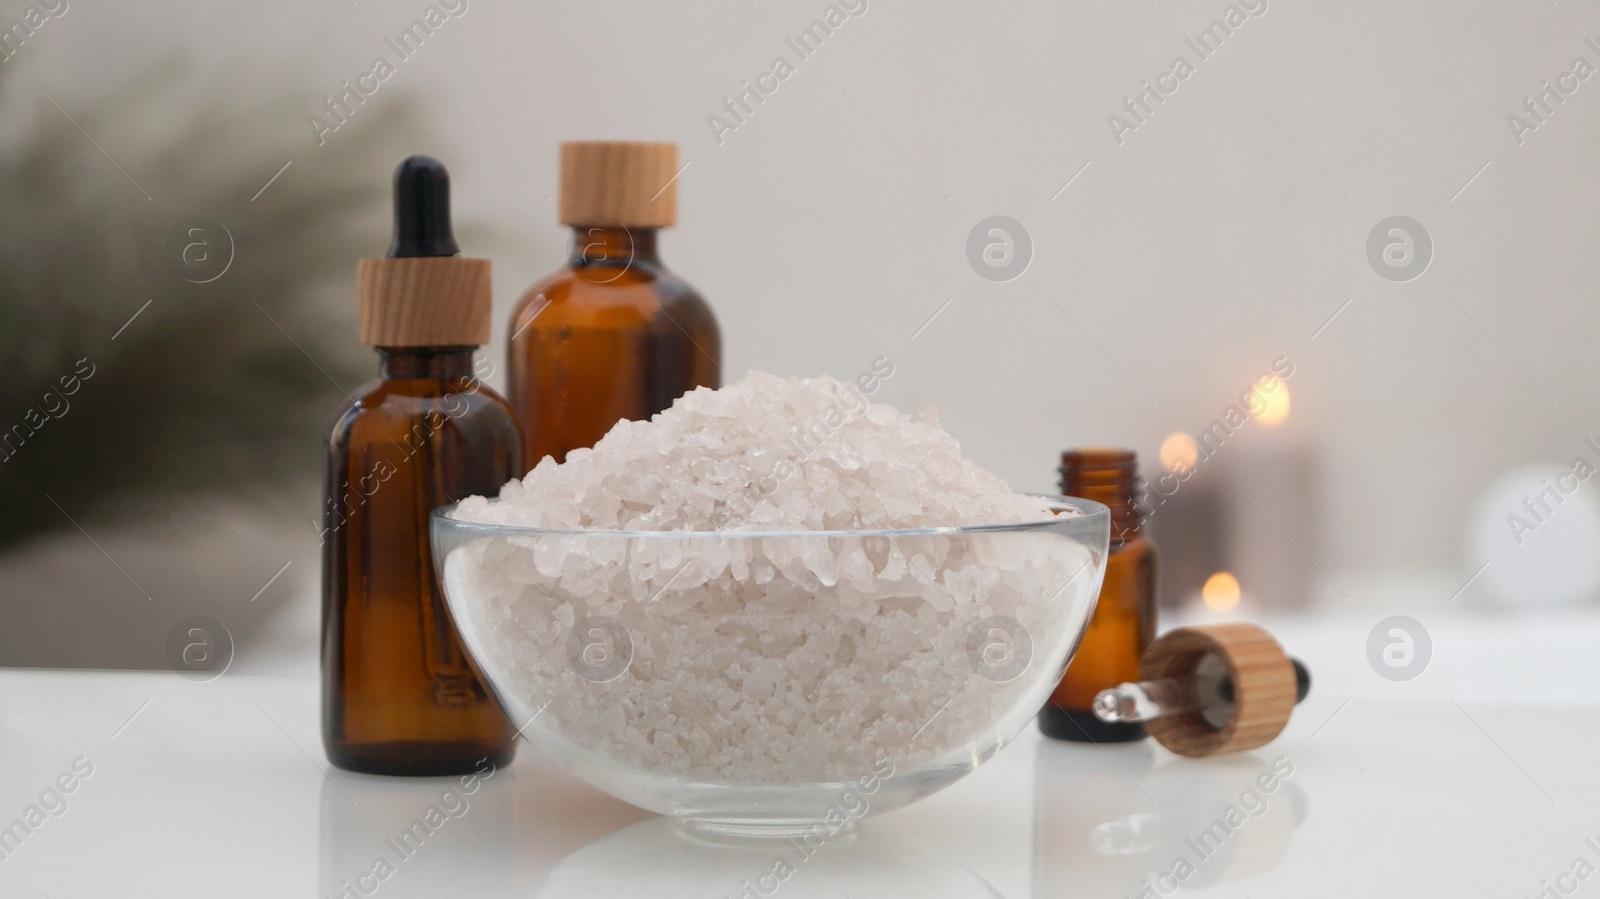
xmin=1468 ymin=464 xmax=1600 ymax=608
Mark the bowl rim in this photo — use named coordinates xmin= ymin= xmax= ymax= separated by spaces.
xmin=431 ymin=493 xmax=1109 ymax=541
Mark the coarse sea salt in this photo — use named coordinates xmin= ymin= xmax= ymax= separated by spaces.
xmin=453 ymin=371 xmax=1058 ymax=532
xmin=445 ymin=372 xmax=1090 ymax=785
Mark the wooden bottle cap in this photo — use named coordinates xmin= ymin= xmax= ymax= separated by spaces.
xmin=1142 ymin=623 xmax=1298 ymax=758
xmin=356 ymin=257 xmax=491 ymax=346
xmin=559 ymin=141 xmax=678 ymax=228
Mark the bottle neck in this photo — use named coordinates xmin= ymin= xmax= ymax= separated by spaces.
xmin=1059 ymin=448 xmax=1145 ymax=544
xmin=569 ymin=225 xmax=660 ymax=266
xmin=377 ymin=346 xmax=477 ymax=380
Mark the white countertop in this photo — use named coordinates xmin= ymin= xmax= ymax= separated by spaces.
xmin=1 ymin=668 xmax=1594 ymax=898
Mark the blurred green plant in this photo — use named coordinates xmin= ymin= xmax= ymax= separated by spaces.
xmin=0 ymin=64 xmax=432 ymax=552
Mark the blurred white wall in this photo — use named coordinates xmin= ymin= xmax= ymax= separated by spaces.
xmin=11 ymin=0 xmax=1600 ymax=634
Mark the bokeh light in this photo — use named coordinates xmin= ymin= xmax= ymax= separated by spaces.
xmin=1202 ymin=572 xmax=1242 ymax=611
xmin=1251 ymin=378 xmax=1291 ymax=427
xmin=1160 ymin=432 xmax=1199 ymax=473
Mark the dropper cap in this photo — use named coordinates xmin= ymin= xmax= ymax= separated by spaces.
xmin=1130 ymin=623 xmax=1302 ymax=758
xmin=1094 ymin=657 xmax=1311 ymax=722
xmin=357 ymin=155 xmax=490 ymax=347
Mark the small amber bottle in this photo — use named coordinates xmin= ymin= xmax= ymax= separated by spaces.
xmin=508 ymin=141 xmax=720 ymax=468
xmin=322 ymin=156 xmax=519 ymax=776
xmin=1041 ymin=448 xmax=1158 ymax=743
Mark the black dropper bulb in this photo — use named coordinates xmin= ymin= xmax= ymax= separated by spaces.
xmin=1291 ymin=658 xmax=1311 ymax=703
xmin=387 ymin=155 xmax=460 ymax=258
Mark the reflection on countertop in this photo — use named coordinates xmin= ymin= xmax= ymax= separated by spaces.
xmin=314 ymin=746 xmax=1003 ymax=898
xmin=312 ymin=737 xmax=1306 ymax=898
xmin=320 ymin=762 xmax=520 ymax=899
xmin=1033 ymin=740 xmax=1307 ymax=898
xmin=310 ymin=727 xmax=1310 ymax=898
xmin=317 ymin=749 xmax=651 ymax=898
xmin=535 ymin=815 xmax=1006 ymax=899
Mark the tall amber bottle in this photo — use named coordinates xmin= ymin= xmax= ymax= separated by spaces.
xmin=322 ymin=156 xmax=519 ymax=775
xmin=508 ymin=141 xmax=720 ymax=468
xmin=1041 ymin=448 xmax=1158 ymax=742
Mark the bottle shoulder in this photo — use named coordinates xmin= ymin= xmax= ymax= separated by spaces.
xmin=326 ymin=376 xmax=520 ymax=447
xmin=653 ymin=273 xmax=717 ymax=319
xmin=512 ymin=262 xmax=715 ymax=327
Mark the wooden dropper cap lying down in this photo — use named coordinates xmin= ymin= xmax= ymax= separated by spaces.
xmin=1093 ymin=622 xmax=1311 ymax=757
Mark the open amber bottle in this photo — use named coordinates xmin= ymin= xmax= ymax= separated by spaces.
xmin=1041 ymin=448 xmax=1158 ymax=743
xmin=508 ymin=141 xmax=720 ymax=468
xmin=322 ymin=156 xmax=519 ymax=775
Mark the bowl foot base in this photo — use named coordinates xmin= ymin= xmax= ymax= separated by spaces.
xmin=673 ymin=816 xmax=861 ymax=847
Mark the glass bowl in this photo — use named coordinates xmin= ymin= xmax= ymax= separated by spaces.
xmin=432 ymin=496 xmax=1108 ymax=841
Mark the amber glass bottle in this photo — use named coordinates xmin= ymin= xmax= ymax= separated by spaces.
xmin=322 ymin=156 xmax=519 ymax=775
xmin=508 ymin=141 xmax=720 ymax=468
xmin=1041 ymin=448 xmax=1158 ymax=742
